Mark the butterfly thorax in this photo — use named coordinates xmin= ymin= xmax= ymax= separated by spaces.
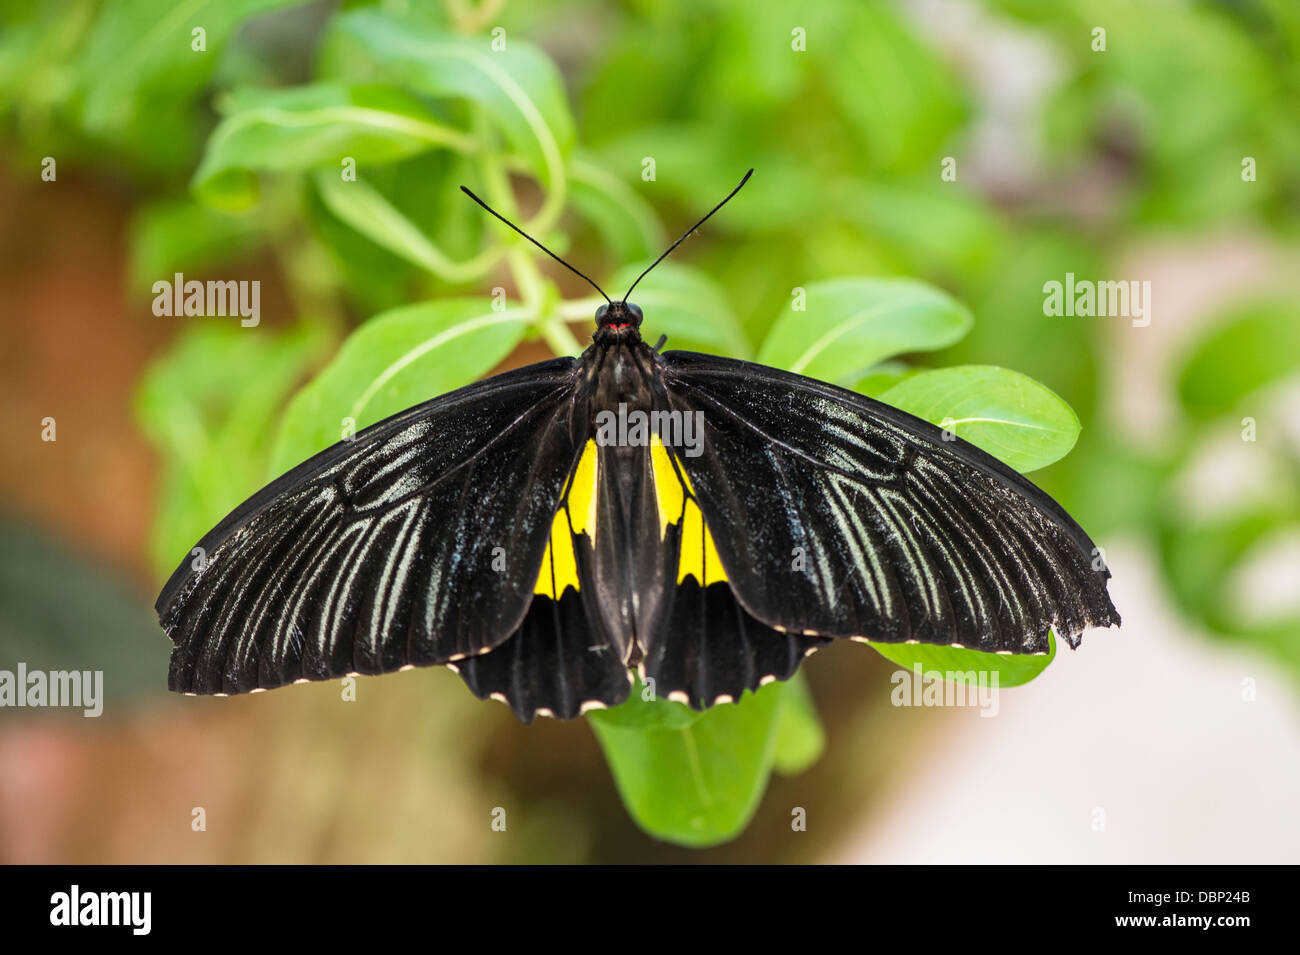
xmin=575 ymin=326 xmax=673 ymax=664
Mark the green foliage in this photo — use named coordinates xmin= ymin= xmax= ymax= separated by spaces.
xmin=759 ymin=278 xmax=972 ymax=384
xmin=771 ymin=672 xmax=826 ymax=776
xmin=882 ymin=366 xmax=1081 ymax=474
xmin=1176 ymin=303 xmax=1300 ymax=420
xmin=588 ymin=671 xmax=825 ymax=844
xmin=589 ymin=678 xmax=789 ymax=848
xmin=271 ymin=298 xmax=532 ymax=474
xmin=128 ymin=197 xmax=264 ymax=293
xmin=871 ymin=632 xmax=1057 ymax=690
xmin=328 ymin=11 xmax=576 ymax=177
xmin=194 ymin=83 xmax=464 ymax=210
xmin=1155 ymin=298 xmax=1300 ymax=680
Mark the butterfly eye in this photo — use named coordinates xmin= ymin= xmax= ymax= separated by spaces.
xmin=595 ymin=303 xmax=609 ymax=322
xmin=627 ymin=303 xmax=643 ymax=323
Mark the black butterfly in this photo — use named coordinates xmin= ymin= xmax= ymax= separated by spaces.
xmin=157 ymin=170 xmax=1119 ymax=722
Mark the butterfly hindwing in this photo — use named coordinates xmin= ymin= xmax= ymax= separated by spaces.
xmin=659 ymin=351 xmax=1120 ymax=655
xmin=640 ymin=438 xmax=830 ymax=709
xmin=158 ymin=358 xmax=586 ymax=695
xmin=454 ymin=440 xmax=634 ymax=721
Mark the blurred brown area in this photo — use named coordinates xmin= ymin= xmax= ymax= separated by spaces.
xmin=1 ymin=168 xmax=160 ymax=587
xmin=0 ymin=163 xmax=921 ymax=863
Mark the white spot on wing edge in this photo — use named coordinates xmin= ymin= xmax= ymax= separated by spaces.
xmin=758 ymin=674 xmax=777 ymax=686
xmin=579 ymin=699 xmax=607 ymax=714
xmin=398 ymin=664 xmax=415 ymax=672
xmin=667 ymin=690 xmax=689 ymax=704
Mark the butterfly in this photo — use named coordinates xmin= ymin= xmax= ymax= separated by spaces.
xmin=157 ymin=170 xmax=1120 ymax=722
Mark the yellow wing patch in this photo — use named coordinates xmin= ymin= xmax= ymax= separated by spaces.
xmin=650 ymin=436 xmax=684 ymax=538
xmin=534 ymin=508 xmax=579 ymax=598
xmin=534 ymin=440 xmax=599 ymax=598
xmin=649 ymin=436 xmax=728 ymax=585
xmin=568 ymin=439 xmax=599 ymax=538
xmin=677 ymin=496 xmax=728 ymax=585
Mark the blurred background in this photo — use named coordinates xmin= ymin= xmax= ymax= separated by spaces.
xmin=1 ymin=0 xmax=1298 ymax=862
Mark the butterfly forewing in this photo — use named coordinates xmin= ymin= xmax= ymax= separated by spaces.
xmin=659 ymin=351 xmax=1120 ymax=655
xmin=159 ymin=358 xmax=586 ymax=695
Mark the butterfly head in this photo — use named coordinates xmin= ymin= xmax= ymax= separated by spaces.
xmin=595 ymin=300 xmax=643 ymax=332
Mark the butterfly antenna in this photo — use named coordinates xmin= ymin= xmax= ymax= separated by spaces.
xmin=623 ymin=168 xmax=753 ymax=301
xmin=460 ymin=185 xmax=611 ymax=304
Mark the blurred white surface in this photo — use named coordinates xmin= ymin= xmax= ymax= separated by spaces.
xmin=832 ymin=543 xmax=1300 ymax=863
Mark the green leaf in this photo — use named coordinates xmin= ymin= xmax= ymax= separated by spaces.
xmin=314 ymin=171 xmax=495 ymax=282
xmin=270 ymin=299 xmax=532 ymax=475
xmin=76 ymin=0 xmax=307 ymax=145
xmin=758 ymin=277 xmax=972 ymax=384
xmin=587 ymin=677 xmax=703 ymax=731
xmin=772 ymin=673 xmax=825 ymax=776
xmin=870 ymin=631 xmax=1057 ymax=690
xmin=329 ymin=10 xmax=574 ymax=194
xmin=881 ymin=365 xmax=1081 ymax=473
xmin=605 ymin=261 xmax=751 ymax=358
xmin=852 ymin=360 xmax=914 ymax=399
xmin=568 ymin=156 xmax=665 ymax=263
xmin=302 ymin=172 xmax=421 ymax=314
xmin=589 ymin=681 xmax=786 ymax=847
xmin=193 ymin=83 xmax=468 ymax=209
xmin=1177 ymin=302 xmax=1300 ymax=420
